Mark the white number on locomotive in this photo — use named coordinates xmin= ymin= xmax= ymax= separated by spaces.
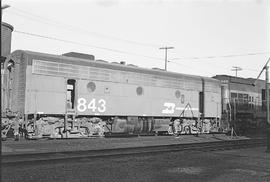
xmin=77 ymin=98 xmax=106 ymax=112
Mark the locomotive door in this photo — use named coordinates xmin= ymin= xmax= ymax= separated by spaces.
xmin=66 ymin=79 xmax=77 ymax=115
xmin=199 ymin=78 xmax=205 ymax=119
xmin=199 ymin=92 xmax=204 ymax=119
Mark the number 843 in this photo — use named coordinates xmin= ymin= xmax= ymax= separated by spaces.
xmin=77 ymin=98 xmax=106 ymax=113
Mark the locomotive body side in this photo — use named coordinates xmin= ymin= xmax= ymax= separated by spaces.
xmin=2 ymin=50 xmax=225 ymax=138
xmin=25 ymin=50 xmax=206 ymax=118
xmin=75 ymin=67 xmax=203 ymax=118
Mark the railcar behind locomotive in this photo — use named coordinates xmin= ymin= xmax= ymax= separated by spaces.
xmin=1 ymin=50 xmax=227 ymax=139
xmin=214 ymin=75 xmax=269 ymax=131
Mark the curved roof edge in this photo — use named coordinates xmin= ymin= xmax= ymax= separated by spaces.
xmin=11 ymin=50 xmax=220 ymax=83
xmin=1 ymin=22 xmax=14 ymax=31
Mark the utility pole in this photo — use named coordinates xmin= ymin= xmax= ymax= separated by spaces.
xmin=231 ymin=66 xmax=242 ymax=77
xmin=253 ymin=58 xmax=270 ymax=152
xmin=159 ymin=46 xmax=174 ymax=71
xmin=266 ymin=66 xmax=269 ymax=126
xmin=265 ymin=65 xmax=270 ymax=152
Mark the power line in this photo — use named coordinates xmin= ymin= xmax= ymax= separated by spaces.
xmin=13 ymin=30 xmax=163 ymax=61
xmin=14 ymin=30 xmax=198 ymax=72
xmin=243 ymin=68 xmax=260 ymax=72
xmin=9 ymin=7 xmax=270 ymax=74
xmin=13 ymin=30 xmax=264 ymax=74
xmin=9 ymin=7 xmax=161 ymax=48
xmin=171 ymin=52 xmax=270 ymax=60
xmin=15 ymin=30 xmax=200 ymax=72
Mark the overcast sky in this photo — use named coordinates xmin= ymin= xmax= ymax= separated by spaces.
xmin=2 ymin=0 xmax=270 ymax=79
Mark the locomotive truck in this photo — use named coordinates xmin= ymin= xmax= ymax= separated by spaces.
xmin=1 ymin=50 xmax=228 ymax=139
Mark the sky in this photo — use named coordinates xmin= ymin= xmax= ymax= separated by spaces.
xmin=2 ymin=0 xmax=270 ymax=79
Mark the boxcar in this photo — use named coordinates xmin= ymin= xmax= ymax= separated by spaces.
xmin=1 ymin=50 xmax=225 ymax=138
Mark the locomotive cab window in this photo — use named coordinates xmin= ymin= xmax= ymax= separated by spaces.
xmin=67 ymin=79 xmax=76 ymax=109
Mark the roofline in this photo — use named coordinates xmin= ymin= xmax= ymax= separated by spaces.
xmin=214 ymin=74 xmax=265 ymax=83
xmin=13 ymin=50 xmax=220 ymax=83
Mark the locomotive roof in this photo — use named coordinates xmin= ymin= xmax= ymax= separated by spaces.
xmin=214 ymin=75 xmax=266 ymax=86
xmin=12 ymin=50 xmax=220 ymax=84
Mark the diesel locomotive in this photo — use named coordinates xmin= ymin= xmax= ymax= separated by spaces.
xmin=1 ymin=50 xmax=228 ymax=139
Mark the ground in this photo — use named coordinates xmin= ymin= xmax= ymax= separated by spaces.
xmin=2 ymin=146 xmax=270 ymax=182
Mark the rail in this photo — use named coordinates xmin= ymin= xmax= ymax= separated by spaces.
xmin=2 ymin=138 xmax=266 ymax=165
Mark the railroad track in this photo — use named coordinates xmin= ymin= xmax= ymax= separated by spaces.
xmin=2 ymin=138 xmax=266 ymax=165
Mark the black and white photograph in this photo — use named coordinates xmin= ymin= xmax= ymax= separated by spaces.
xmin=1 ymin=0 xmax=270 ymax=181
